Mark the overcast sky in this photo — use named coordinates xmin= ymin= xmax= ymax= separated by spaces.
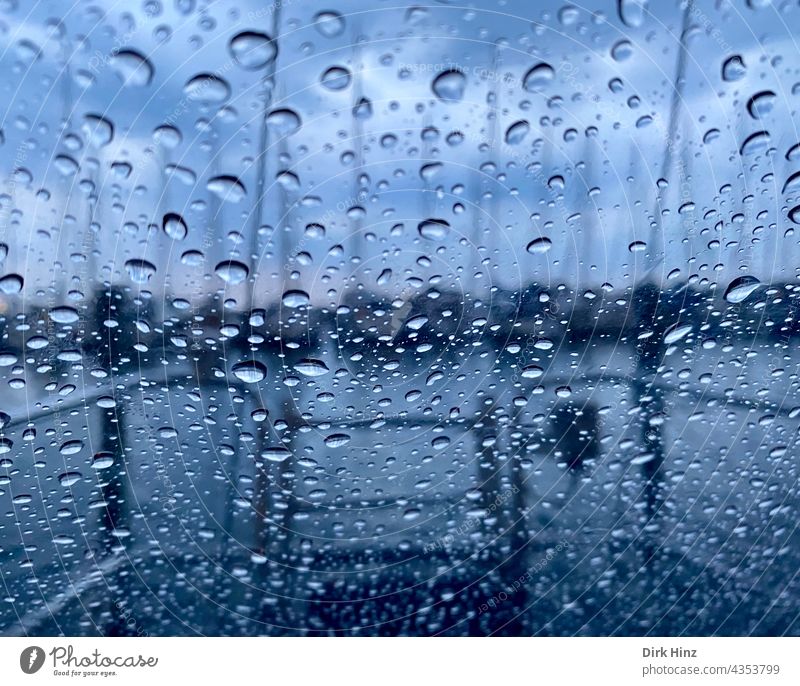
xmin=0 ymin=0 xmax=798 ymax=310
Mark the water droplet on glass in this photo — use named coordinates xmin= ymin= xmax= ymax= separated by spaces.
xmin=353 ymin=97 xmax=373 ymax=120
xmin=406 ymin=314 xmax=429 ymax=331
xmin=58 ymin=472 xmax=83 ymax=487
xmin=664 ymin=323 xmax=693 ymax=344
xmin=162 ymin=212 xmax=188 ymax=241
xmin=262 ymin=446 xmax=292 ymax=462
xmin=232 ymin=360 xmax=267 ymax=383
xmin=125 ymin=258 xmax=157 ymax=283
xmin=782 ymin=172 xmax=800 ymax=194
xmin=418 ymin=218 xmax=450 ymax=240
xmin=740 ymin=130 xmax=770 ymax=155
xmin=611 ymin=40 xmax=633 ymax=62
xmin=505 ymin=120 xmax=530 ymax=145
xmin=294 ymin=358 xmax=330 ymax=377
xmin=214 ymin=260 xmax=249 ymax=285
xmin=207 ymin=175 xmax=246 ymax=202
xmin=320 ymin=66 xmax=351 ymax=91
xmin=81 ymin=114 xmax=114 ymax=146
xmin=229 ymin=31 xmax=277 ymax=70
xmin=50 ymin=306 xmax=79 ymax=324
xmin=432 ymin=69 xmax=467 ymax=102
xmin=522 ymin=365 xmax=544 ymax=379
xmin=722 ymin=54 xmax=746 ymax=82
xmin=0 ymin=273 xmax=23 ymax=294
xmin=266 ymin=108 xmax=301 ymax=136
xmin=523 ymin=63 xmax=554 ymax=92
xmin=184 ymin=73 xmax=231 ymax=102
xmin=314 ymin=11 xmax=345 ymax=37
xmin=527 ymin=237 xmax=552 ymax=254
xmin=282 ymin=289 xmax=310 ymax=308
xmin=747 ymin=90 xmax=776 ymax=119
xmin=324 ymin=433 xmax=351 ymax=448
xmin=110 ymin=49 xmax=154 ymax=87
xmin=618 ymin=0 xmax=649 ymax=27
xmin=91 ymin=452 xmax=115 ymax=470
xmin=723 ymin=275 xmax=760 ymax=303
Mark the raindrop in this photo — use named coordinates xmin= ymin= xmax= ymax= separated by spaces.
xmin=610 ymin=40 xmax=633 ymax=62
xmin=50 ymin=306 xmax=79 ymax=324
xmin=214 ymin=260 xmax=249 ymax=285
xmin=282 ymin=289 xmax=310 ymax=308
xmin=314 ymin=11 xmax=345 ymax=37
xmin=232 ymin=360 xmax=267 ymax=383
xmin=618 ymin=0 xmax=649 ymax=27
xmin=521 ymin=365 xmax=544 ymax=379
xmin=406 ymin=314 xmax=429 ymax=331
xmin=154 ymin=124 xmax=182 ymax=148
xmin=229 ymin=31 xmax=277 ymax=70
xmin=377 ymin=268 xmax=392 ymax=285
xmin=162 ymin=212 xmax=187 ymax=241
xmin=420 ymin=162 xmax=443 ymax=181
xmin=262 ymin=446 xmax=292 ymax=462
xmin=91 ymin=452 xmax=115 ymax=470
xmin=124 ymin=259 xmax=157 ymax=283
xmin=747 ymin=90 xmax=776 ymax=119
xmin=207 ymin=175 xmax=246 ymax=202
xmin=523 ymin=63 xmax=554 ymax=92
xmin=353 ymin=97 xmax=373 ymax=120
xmin=432 ymin=436 xmax=451 ymax=450
xmin=60 ymin=440 xmax=83 ymax=456
xmin=418 ymin=218 xmax=450 ymax=240
xmin=55 ymin=155 xmax=79 ymax=176
xmin=526 ymin=237 xmax=552 ymax=254
xmin=664 ymin=323 xmax=692 ymax=344
xmin=81 ymin=114 xmax=114 ymax=146
xmin=723 ymin=275 xmax=761 ymax=303
xmin=184 ymin=73 xmax=231 ymax=102
xmin=740 ymin=130 xmax=770 ymax=155
xmin=324 ymin=433 xmax=351 ymax=448
xmin=58 ymin=471 xmax=83 ymax=487
xmin=722 ymin=55 xmax=746 ymax=82
xmin=110 ymin=49 xmax=154 ymax=87
xmin=0 ymin=274 xmax=23 ymax=294
xmin=181 ymin=250 xmax=204 ymax=266
xmin=320 ymin=66 xmax=351 ymax=91
xmin=294 ymin=358 xmax=330 ymax=377
xmin=782 ymin=172 xmax=800 ymax=194
xmin=432 ymin=69 xmax=467 ymax=102
xmin=505 ymin=120 xmax=530 ymax=145
xmin=266 ymin=108 xmax=301 ymax=136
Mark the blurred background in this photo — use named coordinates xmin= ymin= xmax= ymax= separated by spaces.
xmin=0 ymin=0 xmax=799 ymax=635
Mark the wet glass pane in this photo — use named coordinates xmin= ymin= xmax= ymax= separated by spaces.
xmin=0 ymin=0 xmax=799 ymax=636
